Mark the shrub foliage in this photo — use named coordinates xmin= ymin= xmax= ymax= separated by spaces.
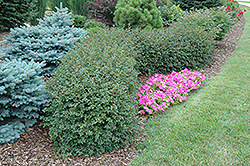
xmin=172 ymin=0 xmax=225 ymax=11
xmin=0 ymin=7 xmax=87 ymax=76
xmin=0 ymin=59 xmax=47 ymax=144
xmin=28 ymin=0 xmax=47 ymax=25
xmin=84 ymin=21 xmax=107 ymax=33
xmin=71 ymin=14 xmax=87 ymax=28
xmin=68 ymin=0 xmax=89 ymax=16
xmin=158 ymin=4 xmax=184 ymax=26
xmin=88 ymin=0 xmax=118 ymax=26
xmin=132 ymin=23 xmax=215 ymax=74
xmin=41 ymin=28 xmax=139 ymax=158
xmin=0 ymin=0 xmax=33 ymax=31
xmin=113 ymin=0 xmax=163 ymax=29
xmin=177 ymin=7 xmax=233 ymax=40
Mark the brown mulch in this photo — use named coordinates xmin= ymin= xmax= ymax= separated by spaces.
xmin=0 ymin=31 xmax=10 ymax=47
xmin=0 ymin=17 xmax=246 ymax=166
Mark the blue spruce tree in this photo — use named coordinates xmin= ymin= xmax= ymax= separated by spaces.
xmin=0 ymin=7 xmax=87 ymax=76
xmin=0 ymin=59 xmax=48 ymax=144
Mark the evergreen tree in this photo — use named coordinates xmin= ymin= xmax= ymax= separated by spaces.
xmin=0 ymin=59 xmax=48 ymax=144
xmin=113 ymin=0 xmax=163 ymax=29
xmin=0 ymin=0 xmax=33 ymax=31
xmin=0 ymin=7 xmax=87 ymax=76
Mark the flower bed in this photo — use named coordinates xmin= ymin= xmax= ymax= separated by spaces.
xmin=137 ymin=69 xmax=206 ymax=114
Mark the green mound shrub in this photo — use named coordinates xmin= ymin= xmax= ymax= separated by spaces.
xmin=158 ymin=4 xmax=184 ymax=26
xmin=177 ymin=7 xmax=232 ymax=40
xmin=0 ymin=59 xmax=47 ymax=144
xmin=71 ymin=14 xmax=87 ymax=28
xmin=113 ymin=0 xmax=163 ymax=29
xmin=132 ymin=23 xmax=215 ymax=74
xmin=88 ymin=0 xmax=118 ymax=26
xmin=0 ymin=7 xmax=87 ymax=76
xmin=84 ymin=21 xmax=107 ymax=33
xmin=41 ymin=28 xmax=139 ymax=158
xmin=0 ymin=0 xmax=33 ymax=31
xmin=172 ymin=0 xmax=224 ymax=11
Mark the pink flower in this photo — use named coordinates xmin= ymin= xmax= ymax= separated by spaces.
xmin=137 ymin=69 xmax=205 ymax=114
xmin=139 ymin=98 xmax=145 ymax=105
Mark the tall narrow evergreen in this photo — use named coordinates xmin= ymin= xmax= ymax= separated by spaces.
xmin=68 ymin=0 xmax=89 ymax=16
xmin=28 ymin=0 xmax=47 ymax=25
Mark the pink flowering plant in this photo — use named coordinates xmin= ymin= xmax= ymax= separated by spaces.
xmin=136 ymin=68 xmax=206 ymax=115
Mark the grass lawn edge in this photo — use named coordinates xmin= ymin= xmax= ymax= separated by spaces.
xmin=130 ymin=5 xmax=250 ymax=166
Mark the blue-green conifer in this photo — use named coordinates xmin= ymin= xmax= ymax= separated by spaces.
xmin=0 ymin=7 xmax=87 ymax=76
xmin=0 ymin=59 xmax=47 ymax=144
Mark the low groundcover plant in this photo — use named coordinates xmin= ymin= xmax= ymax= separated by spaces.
xmin=137 ymin=68 xmax=206 ymax=114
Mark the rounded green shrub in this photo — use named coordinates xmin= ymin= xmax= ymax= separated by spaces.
xmin=177 ymin=7 xmax=232 ymax=40
xmin=172 ymin=0 xmax=225 ymax=11
xmin=71 ymin=14 xmax=87 ymax=28
xmin=113 ymin=0 xmax=163 ymax=29
xmin=132 ymin=23 xmax=215 ymax=75
xmin=41 ymin=28 xmax=139 ymax=158
xmin=84 ymin=21 xmax=107 ymax=33
xmin=211 ymin=7 xmax=233 ymax=40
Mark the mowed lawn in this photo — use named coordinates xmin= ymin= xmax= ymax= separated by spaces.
xmin=130 ymin=5 xmax=250 ymax=166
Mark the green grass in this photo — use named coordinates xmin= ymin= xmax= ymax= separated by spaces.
xmin=130 ymin=5 xmax=250 ymax=166
xmin=238 ymin=1 xmax=250 ymax=4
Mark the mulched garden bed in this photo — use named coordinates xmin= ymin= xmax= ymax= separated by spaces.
xmin=0 ymin=17 xmax=245 ymax=166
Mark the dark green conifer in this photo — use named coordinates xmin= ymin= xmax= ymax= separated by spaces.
xmin=113 ymin=0 xmax=163 ymax=29
xmin=0 ymin=0 xmax=32 ymax=31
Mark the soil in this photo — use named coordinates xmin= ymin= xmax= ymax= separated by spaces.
xmin=0 ymin=17 xmax=246 ymax=166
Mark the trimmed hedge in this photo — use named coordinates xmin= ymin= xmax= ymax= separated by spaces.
xmin=172 ymin=0 xmax=225 ymax=11
xmin=177 ymin=7 xmax=233 ymax=40
xmin=41 ymin=28 xmax=139 ymax=158
xmin=132 ymin=23 xmax=215 ymax=74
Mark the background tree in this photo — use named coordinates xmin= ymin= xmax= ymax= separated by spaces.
xmin=113 ymin=0 xmax=163 ymax=29
xmin=0 ymin=0 xmax=33 ymax=31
